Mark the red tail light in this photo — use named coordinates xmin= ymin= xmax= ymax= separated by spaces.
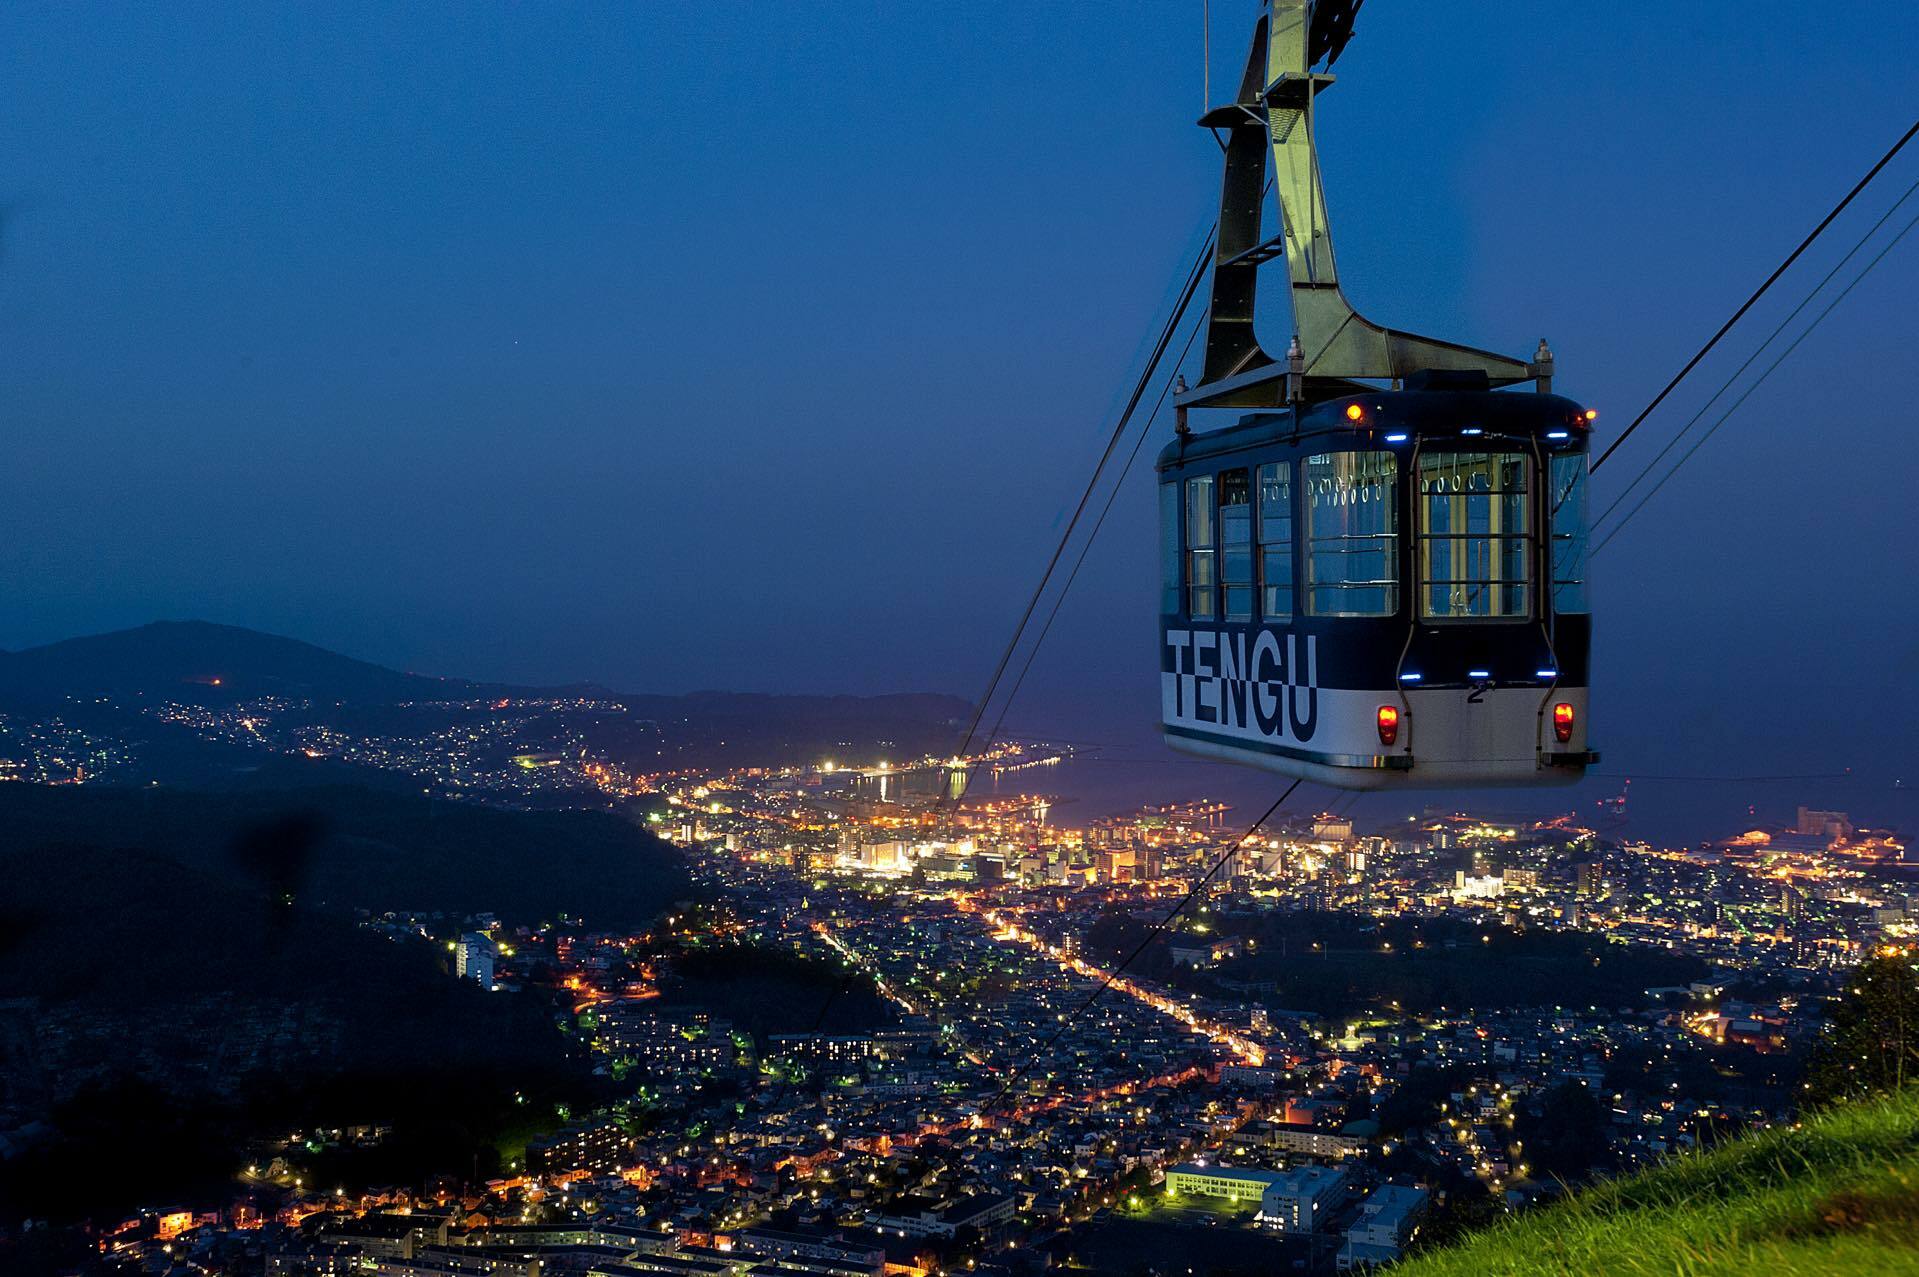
xmin=1553 ymin=702 xmax=1575 ymax=743
xmin=1376 ymin=705 xmax=1400 ymax=747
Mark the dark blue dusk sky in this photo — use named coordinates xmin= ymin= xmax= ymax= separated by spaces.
xmin=3 ymin=2 xmax=1916 ymax=834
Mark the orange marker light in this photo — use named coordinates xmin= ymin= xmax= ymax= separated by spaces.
xmin=1583 ymin=409 xmax=1599 ymax=422
xmin=1553 ymin=702 xmax=1575 ymax=743
xmin=1345 ymin=403 xmax=1366 ymax=423
xmin=1376 ymin=705 xmax=1400 ymax=747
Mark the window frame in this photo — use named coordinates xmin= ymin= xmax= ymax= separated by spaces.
xmin=1217 ymin=467 xmax=1254 ymax=623
xmin=1185 ymin=473 xmax=1216 ymax=620
xmin=1303 ymin=449 xmax=1401 ymax=619
xmin=1548 ymin=452 xmax=1591 ymax=616
xmin=1257 ymin=460 xmax=1294 ymax=622
xmin=1414 ymin=449 xmax=1535 ymax=623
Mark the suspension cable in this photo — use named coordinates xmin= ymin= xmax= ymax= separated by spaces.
xmin=1592 ymin=118 xmax=1918 ymax=474
xmin=1592 ymin=176 xmax=1919 ymax=532
xmin=977 ymin=305 xmax=1209 ymax=761
xmin=1593 ymin=206 xmax=1919 ymax=555
xmin=946 ymin=231 xmax=1217 ymax=780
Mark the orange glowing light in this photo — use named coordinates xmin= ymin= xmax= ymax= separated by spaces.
xmin=1584 ymin=408 xmax=1599 ymax=421
xmin=1345 ymin=403 xmax=1366 ymax=422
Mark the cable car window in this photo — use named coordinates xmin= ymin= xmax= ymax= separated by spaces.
xmin=1417 ymin=452 xmax=1530 ymax=619
xmin=1550 ymin=454 xmax=1590 ymax=614
xmin=1219 ymin=469 xmax=1253 ymax=622
xmin=1305 ymin=452 xmax=1398 ymax=616
xmin=1159 ymin=482 xmax=1181 ymax=614
xmin=1185 ymin=474 xmax=1215 ymax=619
xmin=1258 ymin=461 xmax=1293 ymax=620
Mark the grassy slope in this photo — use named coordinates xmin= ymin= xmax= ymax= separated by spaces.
xmin=1396 ymin=1088 xmax=1919 ymax=1277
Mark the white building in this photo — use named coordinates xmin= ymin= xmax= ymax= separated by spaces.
xmin=1256 ymin=1165 xmax=1349 ymax=1233
xmin=1453 ymin=871 xmax=1505 ymax=900
xmin=1272 ymin=1126 xmax=1367 ymax=1160
xmin=851 ymin=841 xmax=910 ymax=872
xmin=1165 ymin=1163 xmax=1288 ymax=1203
xmin=456 ymin=932 xmax=496 ymax=988
xmin=1337 ymin=1184 xmax=1430 ymax=1269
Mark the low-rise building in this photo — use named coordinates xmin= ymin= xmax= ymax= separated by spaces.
xmin=1256 ymin=1165 xmax=1349 ymax=1233
xmin=729 ymin=1227 xmax=883 ymax=1277
xmin=1272 ymin=1125 xmax=1367 ymax=1160
xmin=1165 ymin=1164 xmax=1288 ymax=1204
xmin=1337 ymin=1185 xmax=1429 ymax=1268
xmin=526 ymin=1121 xmax=632 ymax=1179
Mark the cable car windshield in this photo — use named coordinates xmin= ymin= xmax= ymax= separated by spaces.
xmin=1416 ymin=451 xmax=1530 ymax=620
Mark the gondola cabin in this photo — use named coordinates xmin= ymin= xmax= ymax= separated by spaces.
xmin=1158 ymin=378 xmax=1598 ymax=789
xmin=1160 ymin=0 xmax=1599 ymax=789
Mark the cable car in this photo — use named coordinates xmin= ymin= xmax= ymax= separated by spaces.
xmin=1158 ymin=0 xmax=1597 ymax=789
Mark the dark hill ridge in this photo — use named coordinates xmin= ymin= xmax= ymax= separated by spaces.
xmin=0 ymin=620 xmax=495 ymax=705
xmin=0 ymin=837 xmax=589 ymax=1224
xmin=0 ymin=841 xmax=520 ymax=1013
xmin=0 ymin=620 xmax=970 ymax=785
xmin=0 ymin=781 xmax=690 ymax=929
xmin=0 ymin=621 xmax=969 ymax=725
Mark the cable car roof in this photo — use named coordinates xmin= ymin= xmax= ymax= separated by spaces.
xmin=1157 ymin=388 xmax=1593 ymax=471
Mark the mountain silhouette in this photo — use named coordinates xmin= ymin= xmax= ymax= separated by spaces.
xmin=0 ymin=620 xmax=490 ymax=705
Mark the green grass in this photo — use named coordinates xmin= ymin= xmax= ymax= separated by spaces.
xmin=1396 ymin=1088 xmax=1919 ymax=1277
